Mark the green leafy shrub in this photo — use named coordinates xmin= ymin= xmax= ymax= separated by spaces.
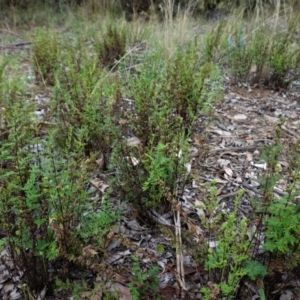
xmin=201 ymin=190 xmax=251 ymax=299
xmin=0 ymin=69 xmax=50 ymax=291
xmin=111 ymin=45 xmax=221 ymax=214
xmin=202 ymin=11 xmax=300 ymax=89
xmin=264 ymin=197 xmax=300 ymax=254
xmin=0 ymin=46 xmax=119 ymax=297
xmin=0 ymin=108 xmax=117 ymax=296
xmin=261 ymin=139 xmax=300 ymax=260
xmin=128 ymin=256 xmax=160 ymax=300
xmin=244 ymin=260 xmax=268 ymax=281
xmin=31 ymin=29 xmax=59 ymax=85
xmin=52 ymin=40 xmax=120 ymax=165
xmin=94 ymin=23 xmax=127 ymax=69
xmin=245 ymin=131 xmax=300 ymax=295
xmin=267 ymin=16 xmax=300 ymax=88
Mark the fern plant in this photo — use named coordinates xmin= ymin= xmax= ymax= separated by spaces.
xmin=262 ymin=139 xmax=300 ymax=260
xmin=94 ymin=22 xmax=127 ymax=69
xmin=128 ymin=256 xmax=160 ymax=300
xmin=244 ymin=260 xmax=268 ymax=281
xmin=201 ymin=190 xmax=252 ymax=299
xmin=111 ymin=44 xmax=222 ymax=216
xmin=52 ymin=39 xmax=120 ymax=165
xmin=31 ymin=29 xmax=59 ymax=85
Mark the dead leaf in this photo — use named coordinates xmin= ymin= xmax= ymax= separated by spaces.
xmin=246 ymin=153 xmax=253 ymax=161
xmin=195 ymin=199 xmax=206 ymax=209
xmin=111 ymin=283 xmax=132 ymax=300
xmin=106 ymin=250 xmax=131 ymax=264
xmin=212 ymin=128 xmax=232 ymax=137
xmin=290 ymin=112 xmax=298 ymax=119
xmin=37 ymin=286 xmax=47 ymax=300
xmin=125 ymin=156 xmax=139 ymax=166
xmin=217 ymin=158 xmax=230 ymax=167
xmin=83 ymin=245 xmax=98 ymax=256
xmin=233 ymin=114 xmax=247 ymax=120
xmin=90 ymin=178 xmax=110 ymax=193
xmin=194 ymin=199 xmax=206 ymax=220
xmin=184 ymin=162 xmax=192 ymax=174
xmin=125 ymin=219 xmax=144 ymax=231
xmin=184 ymin=265 xmax=204 ymax=275
xmin=194 ymin=134 xmax=205 ymax=147
xmin=96 ymin=155 xmax=104 ymax=169
xmin=126 ymin=137 xmax=141 ymax=146
xmin=186 ymin=220 xmax=203 ymax=236
xmin=224 ymin=166 xmax=233 ymax=177
xmin=209 ymin=240 xmax=218 ymax=248
xmin=91 ymin=291 xmax=103 ymax=300
xmin=81 ymin=292 xmax=90 ymax=299
xmin=119 ymin=118 xmax=127 ymax=125
xmin=2 ymin=283 xmax=14 ymax=293
xmin=251 ymin=162 xmax=267 ymax=170
xmin=264 ymin=114 xmax=279 ymax=124
xmin=216 ymin=185 xmax=225 ymax=196
xmin=99 ymin=183 xmax=110 ymax=193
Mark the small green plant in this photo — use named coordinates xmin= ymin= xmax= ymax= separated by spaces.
xmin=0 ymin=61 xmax=54 ymax=292
xmin=264 ymin=197 xmax=300 ymax=254
xmin=128 ymin=256 xmax=160 ymax=300
xmin=244 ymin=127 xmax=300 ymax=295
xmin=267 ymin=15 xmax=300 ymax=88
xmin=78 ymin=197 xmax=119 ymax=249
xmin=201 ymin=190 xmax=251 ymax=299
xmin=156 ymin=244 xmax=165 ymax=254
xmin=95 ymin=23 xmax=127 ymax=69
xmin=142 ymin=142 xmax=180 ymax=207
xmin=31 ymin=29 xmax=59 ymax=85
xmin=52 ymin=40 xmax=120 ymax=164
xmin=202 ymin=20 xmax=228 ymax=63
xmin=261 ymin=139 xmax=300 ymax=262
xmin=244 ymin=260 xmax=268 ymax=280
xmin=163 ymin=45 xmax=221 ymax=125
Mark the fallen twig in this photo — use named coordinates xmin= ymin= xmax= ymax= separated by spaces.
xmin=0 ymin=41 xmax=31 ymax=48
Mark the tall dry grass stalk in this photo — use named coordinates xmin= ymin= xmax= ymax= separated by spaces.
xmin=82 ymin=0 xmax=121 ymax=14
xmin=151 ymin=0 xmax=198 ymax=58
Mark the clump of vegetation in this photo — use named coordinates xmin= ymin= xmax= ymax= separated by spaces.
xmin=31 ymin=29 xmax=59 ymax=85
xmin=110 ymin=44 xmax=221 ymax=215
xmin=51 ymin=40 xmax=120 ymax=164
xmin=202 ymin=9 xmax=300 ymax=88
xmin=128 ymin=255 xmax=160 ymax=300
xmin=0 ymin=32 xmax=120 ymax=296
xmin=94 ymin=23 xmax=127 ymax=69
